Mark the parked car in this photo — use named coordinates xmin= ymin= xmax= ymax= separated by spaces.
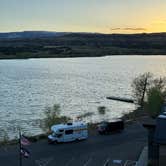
xmin=48 ymin=121 xmax=88 ymax=143
xmin=97 ymin=119 xmax=124 ymax=134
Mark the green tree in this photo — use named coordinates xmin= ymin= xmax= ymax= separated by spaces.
xmin=132 ymin=73 xmax=166 ymax=118
xmin=145 ymin=87 xmax=165 ymax=118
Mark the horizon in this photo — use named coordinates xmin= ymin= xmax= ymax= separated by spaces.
xmin=1 ymin=30 xmax=166 ymax=35
xmin=1 ymin=0 xmax=166 ymax=34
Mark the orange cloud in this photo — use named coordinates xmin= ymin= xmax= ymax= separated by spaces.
xmin=110 ymin=27 xmax=147 ymax=31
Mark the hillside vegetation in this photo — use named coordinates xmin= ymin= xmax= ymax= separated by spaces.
xmin=0 ymin=32 xmax=166 ymax=59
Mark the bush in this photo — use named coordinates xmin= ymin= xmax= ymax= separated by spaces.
xmin=77 ymin=112 xmax=94 ymax=119
xmin=97 ymin=106 xmax=106 ymax=115
xmin=40 ymin=104 xmax=70 ymax=132
xmin=145 ymin=87 xmax=165 ymax=118
xmin=0 ymin=130 xmax=9 ymax=146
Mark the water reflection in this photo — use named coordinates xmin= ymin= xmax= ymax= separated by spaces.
xmin=0 ymin=56 xmax=166 ymax=139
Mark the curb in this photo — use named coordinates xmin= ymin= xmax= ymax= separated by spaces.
xmin=136 ymin=146 xmax=148 ymax=166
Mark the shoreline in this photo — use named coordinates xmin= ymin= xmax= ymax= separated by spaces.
xmin=0 ymin=54 xmax=166 ymax=60
xmin=0 ymin=108 xmax=148 ymax=147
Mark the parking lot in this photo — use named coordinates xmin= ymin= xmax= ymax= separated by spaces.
xmin=0 ymin=122 xmax=147 ymax=166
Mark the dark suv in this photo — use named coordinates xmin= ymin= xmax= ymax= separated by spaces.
xmin=97 ymin=119 xmax=124 ymax=135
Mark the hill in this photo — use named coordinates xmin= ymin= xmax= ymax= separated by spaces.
xmin=0 ymin=32 xmax=166 ymax=59
xmin=0 ymin=31 xmax=70 ymax=39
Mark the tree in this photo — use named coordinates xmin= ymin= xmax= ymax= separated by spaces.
xmin=132 ymin=72 xmax=166 ymax=118
xmin=40 ymin=104 xmax=70 ymax=132
xmin=132 ymin=72 xmax=152 ymax=108
xmin=152 ymin=77 xmax=166 ymax=92
xmin=145 ymin=86 xmax=165 ymax=118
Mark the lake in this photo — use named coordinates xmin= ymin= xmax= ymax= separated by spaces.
xmin=0 ymin=55 xmax=166 ymax=139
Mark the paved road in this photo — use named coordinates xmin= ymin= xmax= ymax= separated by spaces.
xmin=0 ymin=122 xmax=147 ymax=166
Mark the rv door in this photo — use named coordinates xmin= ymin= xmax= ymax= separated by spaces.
xmin=64 ymin=129 xmax=74 ymax=142
xmin=56 ymin=133 xmax=64 ymax=142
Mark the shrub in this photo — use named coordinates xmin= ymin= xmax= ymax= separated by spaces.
xmin=97 ymin=106 xmax=106 ymax=115
xmin=40 ymin=104 xmax=70 ymax=132
xmin=0 ymin=130 xmax=9 ymax=146
xmin=77 ymin=112 xmax=94 ymax=119
xmin=145 ymin=87 xmax=165 ymax=118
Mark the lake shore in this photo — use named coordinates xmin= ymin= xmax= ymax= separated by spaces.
xmin=1 ymin=32 xmax=166 ymax=60
xmin=0 ymin=108 xmax=148 ymax=146
xmin=0 ymin=53 xmax=166 ymax=60
xmin=1 ymin=56 xmax=162 ymax=144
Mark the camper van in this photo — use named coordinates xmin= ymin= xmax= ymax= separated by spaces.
xmin=48 ymin=122 xmax=88 ymax=143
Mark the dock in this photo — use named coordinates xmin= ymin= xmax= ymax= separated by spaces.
xmin=106 ymin=96 xmax=134 ymax=103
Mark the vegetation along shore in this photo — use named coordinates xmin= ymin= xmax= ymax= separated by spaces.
xmin=1 ymin=32 xmax=166 ymax=59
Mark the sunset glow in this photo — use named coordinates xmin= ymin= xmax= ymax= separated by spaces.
xmin=0 ymin=0 xmax=166 ymax=33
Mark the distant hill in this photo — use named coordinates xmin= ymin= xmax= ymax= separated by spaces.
xmin=0 ymin=31 xmax=69 ymax=39
xmin=0 ymin=31 xmax=166 ymax=59
xmin=0 ymin=31 xmax=99 ymax=39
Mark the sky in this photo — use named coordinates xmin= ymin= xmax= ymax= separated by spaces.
xmin=0 ymin=0 xmax=166 ymax=34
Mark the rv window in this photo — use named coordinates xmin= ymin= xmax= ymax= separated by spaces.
xmin=57 ymin=134 xmax=62 ymax=138
xmin=65 ymin=130 xmax=73 ymax=135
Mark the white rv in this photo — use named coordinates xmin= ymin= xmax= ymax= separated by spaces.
xmin=48 ymin=122 xmax=88 ymax=143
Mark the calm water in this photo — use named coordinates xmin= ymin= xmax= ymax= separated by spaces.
xmin=0 ymin=55 xmax=166 ymax=139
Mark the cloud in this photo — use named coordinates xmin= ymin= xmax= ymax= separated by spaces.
xmin=110 ymin=28 xmax=121 ymax=31
xmin=110 ymin=27 xmax=147 ymax=31
xmin=123 ymin=28 xmax=147 ymax=31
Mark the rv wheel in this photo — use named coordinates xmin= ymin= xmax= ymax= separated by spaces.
xmin=75 ymin=138 xmax=80 ymax=142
